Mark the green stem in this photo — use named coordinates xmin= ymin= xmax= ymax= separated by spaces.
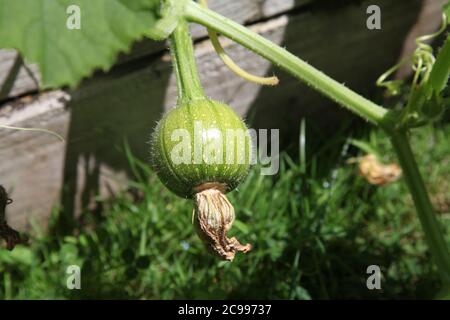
xmin=170 ymin=18 xmax=205 ymax=103
xmin=390 ymin=130 xmax=450 ymax=286
xmin=185 ymin=1 xmax=391 ymax=126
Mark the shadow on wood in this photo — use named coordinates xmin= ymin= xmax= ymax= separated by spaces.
xmin=54 ymin=56 xmax=171 ymax=234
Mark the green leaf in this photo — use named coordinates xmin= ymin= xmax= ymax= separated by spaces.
xmin=0 ymin=247 xmax=34 ymax=266
xmin=403 ymin=33 xmax=450 ymax=126
xmin=0 ymin=0 xmax=184 ymax=88
xmin=429 ymin=34 xmax=450 ymax=94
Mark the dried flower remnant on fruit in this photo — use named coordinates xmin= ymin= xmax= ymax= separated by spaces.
xmin=150 ymin=98 xmax=252 ymax=260
xmin=153 ymin=15 xmax=253 ymax=260
xmin=0 ymin=185 xmax=27 ymax=250
xmin=193 ymin=184 xmax=251 ymax=261
xmin=358 ymin=154 xmax=402 ymax=185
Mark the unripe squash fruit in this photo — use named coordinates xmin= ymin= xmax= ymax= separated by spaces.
xmin=150 ymin=98 xmax=252 ymax=261
xmin=151 ymin=98 xmax=251 ymax=198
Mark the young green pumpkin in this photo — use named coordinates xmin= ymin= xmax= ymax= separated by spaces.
xmin=150 ymin=98 xmax=252 ymax=261
xmin=150 ymin=18 xmax=254 ymax=261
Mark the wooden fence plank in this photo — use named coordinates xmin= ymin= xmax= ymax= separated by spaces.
xmin=0 ymin=0 xmax=311 ymax=102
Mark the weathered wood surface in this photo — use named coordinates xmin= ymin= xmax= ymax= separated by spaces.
xmin=0 ymin=0 xmax=311 ymax=102
xmin=0 ymin=0 xmax=435 ymax=230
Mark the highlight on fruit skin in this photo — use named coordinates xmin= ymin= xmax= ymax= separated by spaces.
xmin=150 ymin=98 xmax=253 ymax=261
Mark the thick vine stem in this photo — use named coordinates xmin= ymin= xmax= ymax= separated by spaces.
xmin=193 ymin=184 xmax=251 ymax=261
xmin=389 ymin=130 xmax=450 ymax=285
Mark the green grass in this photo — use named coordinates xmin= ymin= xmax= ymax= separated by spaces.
xmin=0 ymin=121 xmax=449 ymax=299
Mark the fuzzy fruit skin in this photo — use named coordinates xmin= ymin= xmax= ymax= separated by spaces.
xmin=150 ymin=98 xmax=251 ymax=198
